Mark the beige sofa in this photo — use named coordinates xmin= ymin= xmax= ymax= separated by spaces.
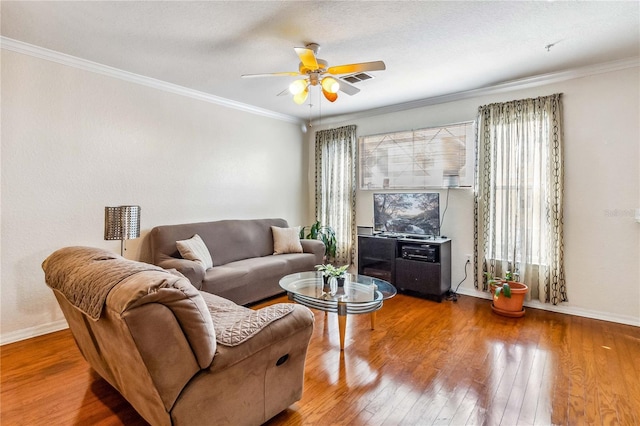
xmin=149 ymin=218 xmax=324 ymax=305
xmin=42 ymin=246 xmax=315 ymax=426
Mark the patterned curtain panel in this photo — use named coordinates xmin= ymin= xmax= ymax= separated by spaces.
xmin=474 ymin=94 xmax=567 ymax=304
xmin=315 ymin=125 xmax=357 ymax=266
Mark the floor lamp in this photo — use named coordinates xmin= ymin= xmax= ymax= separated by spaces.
xmin=104 ymin=205 xmax=141 ymax=256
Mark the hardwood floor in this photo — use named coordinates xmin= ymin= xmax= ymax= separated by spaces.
xmin=2 ymin=294 xmax=639 ymax=425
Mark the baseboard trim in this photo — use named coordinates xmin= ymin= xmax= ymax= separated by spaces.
xmin=1 ymin=319 xmax=69 ymax=346
xmin=456 ymin=287 xmax=640 ymax=327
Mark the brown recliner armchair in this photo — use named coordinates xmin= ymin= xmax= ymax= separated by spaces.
xmin=42 ymin=246 xmax=314 ymax=426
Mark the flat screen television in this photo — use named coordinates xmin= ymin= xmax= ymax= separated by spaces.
xmin=373 ymin=192 xmax=440 ymax=236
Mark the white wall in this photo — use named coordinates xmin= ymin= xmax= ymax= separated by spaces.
xmin=1 ymin=50 xmax=310 ymax=343
xmin=308 ymin=66 xmax=640 ymax=326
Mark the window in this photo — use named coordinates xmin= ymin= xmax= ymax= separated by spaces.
xmin=359 ymin=121 xmax=475 ymax=189
xmin=315 ymin=125 xmax=357 ymax=265
xmin=475 ymin=94 xmax=566 ymax=304
xmin=490 ymin=122 xmax=544 ymax=265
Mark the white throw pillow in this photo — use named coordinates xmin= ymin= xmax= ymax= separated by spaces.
xmin=271 ymin=226 xmax=303 ymax=255
xmin=176 ymin=234 xmax=213 ymax=269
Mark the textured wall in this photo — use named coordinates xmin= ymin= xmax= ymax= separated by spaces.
xmin=1 ymin=50 xmax=309 ymax=342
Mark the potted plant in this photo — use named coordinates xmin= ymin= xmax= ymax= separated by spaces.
xmin=486 ymin=271 xmax=528 ymax=318
xmin=315 ymin=263 xmax=349 ymax=287
xmin=300 ymin=221 xmax=337 ymax=261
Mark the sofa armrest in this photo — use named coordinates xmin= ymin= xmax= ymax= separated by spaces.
xmin=170 ymin=302 xmax=314 ymax=425
xmin=156 ymin=255 xmax=206 ymax=289
xmin=208 ymin=303 xmax=314 ymax=372
xmin=300 ymin=239 xmax=325 ymax=263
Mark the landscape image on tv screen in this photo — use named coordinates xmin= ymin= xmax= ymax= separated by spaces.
xmin=373 ymin=192 xmax=440 ymax=236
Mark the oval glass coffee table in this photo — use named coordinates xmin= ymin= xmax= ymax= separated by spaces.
xmin=279 ymin=271 xmax=396 ymax=350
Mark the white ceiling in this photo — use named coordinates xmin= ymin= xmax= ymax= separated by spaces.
xmin=2 ymin=1 xmax=639 ymax=122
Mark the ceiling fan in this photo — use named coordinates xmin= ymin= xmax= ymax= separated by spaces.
xmin=241 ymin=43 xmax=386 ymax=104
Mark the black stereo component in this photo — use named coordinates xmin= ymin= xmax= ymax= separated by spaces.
xmin=401 ymin=244 xmax=438 ymax=263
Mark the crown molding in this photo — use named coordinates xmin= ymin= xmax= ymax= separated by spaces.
xmin=0 ymin=36 xmax=301 ymax=125
xmin=313 ymin=56 xmax=640 ymax=126
xmin=3 ymin=37 xmax=637 ymax=128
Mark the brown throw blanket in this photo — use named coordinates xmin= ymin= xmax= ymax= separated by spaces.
xmin=42 ymin=246 xmax=165 ymax=320
xmin=199 ymin=292 xmax=295 ymax=346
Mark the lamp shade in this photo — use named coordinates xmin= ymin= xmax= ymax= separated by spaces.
xmin=321 ymin=77 xmax=340 ymax=94
xmin=289 ymin=79 xmax=307 ymax=95
xmin=293 ymin=88 xmax=309 ymax=105
xmin=322 ymin=88 xmax=338 ymax=102
xmin=104 ymin=205 xmax=141 ymax=241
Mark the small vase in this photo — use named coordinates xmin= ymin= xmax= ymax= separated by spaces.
xmin=328 ymin=276 xmax=338 ymax=295
xmin=322 ymin=275 xmax=331 ymax=293
xmin=337 ymin=276 xmax=346 ymax=287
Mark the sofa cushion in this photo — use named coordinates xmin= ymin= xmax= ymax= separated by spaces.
xmin=203 ymin=265 xmax=251 ymax=293
xmin=271 ymin=226 xmax=303 ymax=255
xmin=176 ymin=234 xmax=213 ymax=269
xmin=277 ymin=252 xmax=321 ymax=272
xmin=200 ymin=257 xmax=287 ymax=292
xmin=200 ymin=256 xmax=289 ymax=305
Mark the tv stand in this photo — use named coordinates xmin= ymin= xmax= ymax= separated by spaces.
xmin=358 ymin=235 xmax=451 ymax=302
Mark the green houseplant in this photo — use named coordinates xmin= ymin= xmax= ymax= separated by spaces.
xmin=315 ymin=263 xmax=349 ymax=288
xmin=315 ymin=263 xmax=348 ymax=278
xmin=486 ymin=271 xmax=528 ymax=318
xmin=299 ymin=220 xmax=337 ymax=260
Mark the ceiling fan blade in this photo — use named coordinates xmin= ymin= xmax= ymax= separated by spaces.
xmin=294 ymin=47 xmax=319 ymax=70
xmin=241 ymin=71 xmax=300 ymax=78
xmin=327 ymin=60 xmax=386 ymax=75
xmin=337 ymin=79 xmax=361 ymax=96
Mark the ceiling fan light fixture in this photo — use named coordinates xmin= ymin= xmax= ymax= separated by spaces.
xmin=242 ymin=43 xmax=386 ymax=106
xmin=322 ymin=89 xmax=338 ymax=103
xmin=289 ymin=79 xmax=307 ymax=95
xmin=321 ymin=77 xmax=340 ymax=94
xmin=293 ymin=88 xmax=309 ymax=104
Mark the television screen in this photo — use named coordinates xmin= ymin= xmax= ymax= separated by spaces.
xmin=373 ymin=192 xmax=440 ymax=236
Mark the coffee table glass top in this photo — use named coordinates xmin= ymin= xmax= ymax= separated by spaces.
xmin=279 ymin=271 xmax=396 ymax=308
xmin=280 ymin=271 xmax=396 ymax=350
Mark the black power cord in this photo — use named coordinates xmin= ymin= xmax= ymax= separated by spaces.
xmin=446 ymin=259 xmax=470 ymax=302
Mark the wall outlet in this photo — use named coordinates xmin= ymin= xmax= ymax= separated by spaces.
xmin=465 ymin=254 xmax=472 ymax=263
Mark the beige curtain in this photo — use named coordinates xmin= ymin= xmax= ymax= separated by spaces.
xmin=315 ymin=125 xmax=357 ymax=266
xmin=474 ymin=94 xmax=567 ymax=304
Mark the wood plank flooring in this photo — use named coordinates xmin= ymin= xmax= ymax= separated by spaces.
xmin=2 ymin=294 xmax=639 ymax=425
